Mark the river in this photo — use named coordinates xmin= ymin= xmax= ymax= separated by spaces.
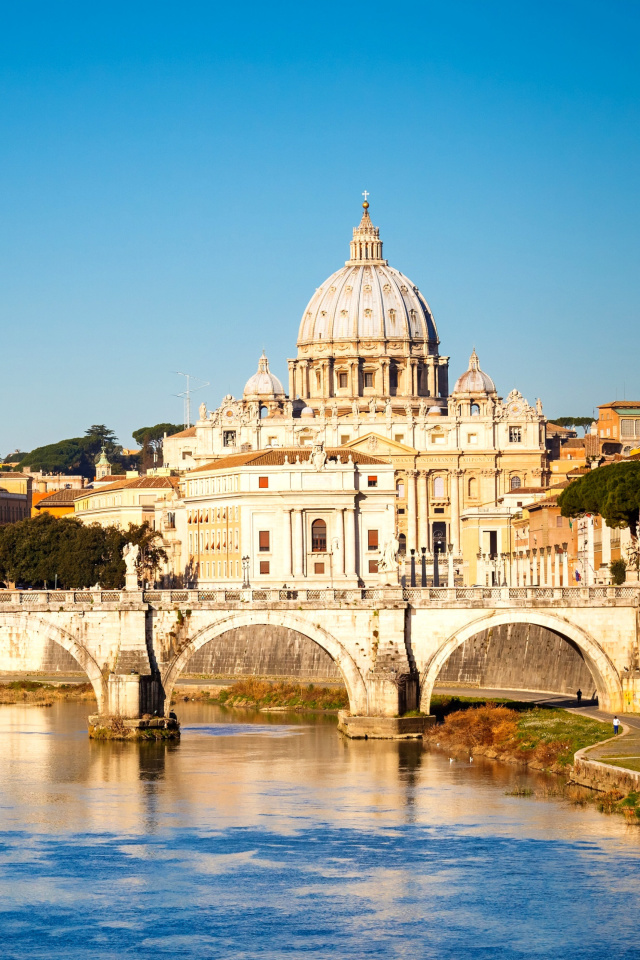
xmin=0 ymin=701 xmax=639 ymax=959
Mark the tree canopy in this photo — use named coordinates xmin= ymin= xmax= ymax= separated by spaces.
xmin=17 ymin=425 xmax=139 ymax=478
xmin=558 ymin=461 xmax=640 ymax=533
xmin=551 ymin=416 xmax=594 ymax=434
xmin=0 ymin=514 xmax=167 ymax=588
xmin=132 ymin=423 xmax=183 ymax=470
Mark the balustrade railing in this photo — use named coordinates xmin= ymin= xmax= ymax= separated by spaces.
xmin=0 ymin=584 xmax=637 ymax=606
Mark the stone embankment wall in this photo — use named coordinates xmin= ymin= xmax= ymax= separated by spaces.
xmin=436 ymin=623 xmax=595 ymax=695
xmin=183 ymin=624 xmax=344 ymax=681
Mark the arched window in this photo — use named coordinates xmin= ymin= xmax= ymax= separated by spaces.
xmin=433 ymin=476 xmax=445 ymax=498
xmin=468 ymin=477 xmax=477 ymax=499
xmin=311 ymin=519 xmax=327 ymax=552
xmin=396 ymin=480 xmax=405 ymax=498
xmin=260 ymin=405 xmax=267 ymax=419
xmin=510 ymin=476 xmax=522 ymax=490
xmin=471 ymin=403 xmax=480 ymax=416
xmin=398 ymin=533 xmax=406 ymax=556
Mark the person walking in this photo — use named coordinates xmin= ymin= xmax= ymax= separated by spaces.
xmin=576 ymin=689 xmax=582 ymax=703
xmin=613 ymin=716 xmax=620 ymax=735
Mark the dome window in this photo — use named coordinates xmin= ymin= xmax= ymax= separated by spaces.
xmin=471 ymin=403 xmax=480 ymax=416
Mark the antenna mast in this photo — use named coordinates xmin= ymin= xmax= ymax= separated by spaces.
xmin=174 ymin=372 xmax=210 ymax=428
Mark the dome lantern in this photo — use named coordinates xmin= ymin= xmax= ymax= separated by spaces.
xmin=347 ymin=200 xmax=387 ymax=265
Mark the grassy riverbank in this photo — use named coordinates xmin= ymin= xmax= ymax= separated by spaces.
xmin=0 ymin=680 xmax=96 ymax=704
xmin=178 ymin=678 xmax=349 ymax=712
xmin=426 ymin=697 xmax=612 ymax=772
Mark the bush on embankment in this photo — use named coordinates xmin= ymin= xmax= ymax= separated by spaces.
xmin=181 ymin=678 xmax=349 ymax=712
xmin=426 ymin=700 xmax=612 ymax=772
xmin=0 ymin=681 xmax=96 ymax=704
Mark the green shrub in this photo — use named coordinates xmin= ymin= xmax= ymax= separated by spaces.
xmin=610 ymin=559 xmax=627 ymax=585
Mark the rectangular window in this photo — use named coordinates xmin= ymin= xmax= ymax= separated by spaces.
xmin=340 ymin=434 xmax=350 ymax=445
xmin=314 ymin=562 xmax=325 ymax=574
xmin=467 ymin=433 xmax=478 ymax=445
xmin=367 ymin=529 xmax=379 ymax=551
xmin=259 ymin=530 xmax=270 ymax=552
xmin=364 ymin=372 xmax=374 ymax=388
xmin=338 ymin=373 xmax=348 ymax=388
xmin=259 ymin=561 xmax=270 ymax=575
xmin=367 ymin=475 xmax=378 ymax=487
xmin=509 ymin=426 xmax=522 ymax=443
xmin=556 ymin=516 xmax=563 ymax=527
xmin=258 ymin=476 xmax=269 ymax=488
xmin=394 ymin=434 xmax=404 ymax=444
xmin=368 ymin=560 xmax=379 ymax=573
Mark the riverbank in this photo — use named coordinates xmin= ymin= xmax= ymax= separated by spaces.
xmin=174 ymin=678 xmax=350 ymax=712
xmin=426 ymin=695 xmax=612 ymax=773
xmin=0 ymin=680 xmax=96 ymax=705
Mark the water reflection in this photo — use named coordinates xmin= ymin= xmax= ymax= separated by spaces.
xmin=0 ymin=701 xmax=639 ymax=959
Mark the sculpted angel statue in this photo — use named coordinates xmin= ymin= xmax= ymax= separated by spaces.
xmin=198 ymin=401 xmax=207 ymax=421
xmin=123 ymin=542 xmax=139 ymax=575
xmin=378 ymin=532 xmax=400 ymax=574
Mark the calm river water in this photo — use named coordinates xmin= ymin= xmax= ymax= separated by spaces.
xmin=1 ymin=701 xmax=639 ymax=959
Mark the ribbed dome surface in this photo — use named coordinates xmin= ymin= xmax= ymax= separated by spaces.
xmin=243 ymin=352 xmax=285 ymax=398
xmin=453 ymin=350 xmax=496 ymax=395
xmin=297 ymin=263 xmax=438 ymax=345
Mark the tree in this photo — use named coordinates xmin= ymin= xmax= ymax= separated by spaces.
xmin=558 ymin=461 xmax=640 ymax=536
xmin=610 ymin=559 xmax=627 ymax=585
xmin=550 ymin=417 xmax=594 ymax=435
xmin=17 ymin=426 xmax=137 ymax=479
xmin=0 ymin=515 xmax=167 ymax=589
xmin=132 ymin=423 xmax=182 ymax=470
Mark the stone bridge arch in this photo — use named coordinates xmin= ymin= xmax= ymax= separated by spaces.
xmin=161 ymin=610 xmax=368 ymax=716
xmin=419 ymin=610 xmax=624 ymax=714
xmin=0 ymin=613 xmax=107 ymax=711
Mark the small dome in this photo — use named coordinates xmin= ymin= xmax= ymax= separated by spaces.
xmin=243 ymin=352 xmax=285 ymax=399
xmin=453 ymin=350 xmax=496 ymax=396
xmin=300 ymin=405 xmax=315 ymax=418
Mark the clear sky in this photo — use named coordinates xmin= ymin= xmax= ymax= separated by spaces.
xmin=1 ymin=0 xmax=638 ymax=455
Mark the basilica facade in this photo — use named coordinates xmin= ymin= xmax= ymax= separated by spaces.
xmin=164 ymin=201 xmax=549 ymax=585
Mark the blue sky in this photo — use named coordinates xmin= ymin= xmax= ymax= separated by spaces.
xmin=0 ymin=0 xmax=638 ymax=454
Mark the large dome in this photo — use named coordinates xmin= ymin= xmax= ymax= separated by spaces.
xmin=297 ymin=203 xmax=439 ymax=351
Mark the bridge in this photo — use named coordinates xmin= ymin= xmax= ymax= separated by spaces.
xmin=0 ymin=585 xmax=638 ymax=732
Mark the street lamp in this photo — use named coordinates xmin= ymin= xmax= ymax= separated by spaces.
xmin=241 ymin=555 xmax=250 ymax=589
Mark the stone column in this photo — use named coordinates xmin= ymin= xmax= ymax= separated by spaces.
xmin=554 ymin=548 xmax=560 ymax=587
xmin=532 ymin=550 xmax=538 ymax=586
xmin=562 ymin=548 xmax=569 ymax=587
xmin=300 ymin=361 xmax=309 ymax=400
xmin=476 ymin=552 xmax=485 ymax=587
xmin=448 ymin=549 xmax=455 ymax=587
xmin=381 ymin=359 xmax=389 ymax=397
xmin=334 ymin=509 xmax=345 ymax=576
xmin=511 ymin=554 xmax=518 ymax=586
xmin=407 ymin=470 xmax=418 ymax=554
xmin=602 ymin=521 xmax=612 ymax=567
xmin=350 ymin=360 xmax=359 ymax=397
xmin=345 ymin=507 xmax=357 ymax=577
xmin=450 ymin=470 xmax=460 ymax=554
xmin=293 ymin=509 xmax=304 ymax=577
xmin=288 ymin=360 xmax=297 ymax=400
xmin=546 ymin=548 xmax=553 ymax=586
xmin=282 ymin=508 xmax=292 ymax=578
xmin=586 ymin=517 xmax=595 ymax=585
xmin=417 ymin=470 xmax=428 ymax=551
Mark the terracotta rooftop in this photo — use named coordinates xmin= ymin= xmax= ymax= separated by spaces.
xmin=81 ymin=476 xmax=180 ymax=495
xmin=166 ymin=427 xmax=196 ymax=439
xmin=34 ymin=489 xmax=85 ymax=506
xmin=189 ymin=448 xmax=389 ymax=473
xmin=598 ymin=400 xmax=640 ymax=410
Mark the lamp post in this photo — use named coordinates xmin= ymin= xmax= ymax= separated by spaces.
xmin=241 ymin=555 xmax=250 ymax=589
xmin=420 ymin=546 xmax=427 ymax=587
xmin=410 ymin=549 xmax=416 ymax=587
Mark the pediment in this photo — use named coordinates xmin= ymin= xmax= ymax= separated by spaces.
xmin=343 ymin=432 xmax=418 ymax=456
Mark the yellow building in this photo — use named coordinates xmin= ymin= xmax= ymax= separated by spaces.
xmin=0 ymin=473 xmax=32 ymax=525
xmin=33 ymin=488 xmax=83 ymax=517
xmin=74 ymin=475 xmax=179 ymax=530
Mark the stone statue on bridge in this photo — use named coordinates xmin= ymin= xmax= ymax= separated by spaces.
xmin=378 ymin=532 xmax=400 ymax=579
xmin=123 ymin=542 xmax=140 ymax=591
